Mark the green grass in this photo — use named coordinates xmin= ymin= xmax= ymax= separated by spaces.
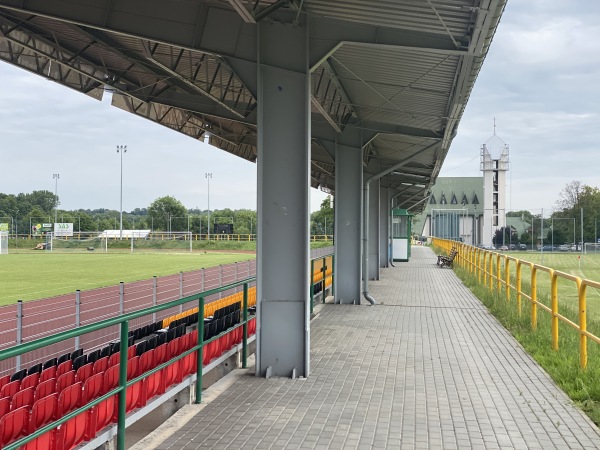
xmin=0 ymin=252 xmax=255 ymax=305
xmin=454 ymin=264 xmax=600 ymax=426
xmin=483 ymin=251 xmax=600 ymax=320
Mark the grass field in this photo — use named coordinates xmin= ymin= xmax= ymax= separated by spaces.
xmin=0 ymin=251 xmax=255 ymax=306
xmin=483 ymin=251 xmax=600 ymax=319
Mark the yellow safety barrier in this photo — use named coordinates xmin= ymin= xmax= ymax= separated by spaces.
xmin=432 ymin=237 xmax=600 ymax=369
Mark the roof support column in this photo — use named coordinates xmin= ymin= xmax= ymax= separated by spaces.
xmin=334 ymin=144 xmax=362 ymax=304
xmin=256 ymin=18 xmax=310 ymax=378
xmin=368 ymin=179 xmax=380 ymax=280
xmin=379 ymin=187 xmax=390 ymax=268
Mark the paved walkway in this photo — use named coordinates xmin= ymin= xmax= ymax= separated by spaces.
xmin=151 ymin=246 xmax=600 ymax=449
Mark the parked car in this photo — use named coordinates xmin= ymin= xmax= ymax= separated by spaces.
xmin=509 ymin=244 xmax=517 ymax=250
xmin=539 ymin=245 xmax=557 ymax=252
xmin=558 ymin=244 xmax=570 ymax=251
xmin=519 ymin=244 xmax=527 ymax=250
xmin=499 ymin=245 xmax=509 ymax=251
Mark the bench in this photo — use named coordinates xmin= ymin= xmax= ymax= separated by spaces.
xmin=437 ymin=248 xmax=457 ymax=268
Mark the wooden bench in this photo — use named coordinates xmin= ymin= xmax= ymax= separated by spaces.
xmin=437 ymin=248 xmax=457 ymax=268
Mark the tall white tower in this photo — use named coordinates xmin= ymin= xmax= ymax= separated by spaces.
xmin=480 ymin=122 xmax=509 ymax=247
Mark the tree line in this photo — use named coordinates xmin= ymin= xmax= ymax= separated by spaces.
xmin=494 ymin=181 xmax=600 ymax=245
xmin=0 ymin=191 xmax=257 ymax=235
xmin=0 ymin=191 xmax=333 ymax=235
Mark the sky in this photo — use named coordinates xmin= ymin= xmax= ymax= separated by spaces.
xmin=439 ymin=0 xmax=600 ymax=215
xmin=0 ymin=1 xmax=598 ymax=215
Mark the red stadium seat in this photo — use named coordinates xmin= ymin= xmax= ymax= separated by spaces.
xmin=160 ymin=359 xmax=180 ymax=393
xmin=55 ymin=409 xmax=89 ymax=450
xmin=34 ymin=378 xmax=56 ymax=401
xmin=56 ymin=371 xmax=75 ymax=394
xmin=0 ymin=397 xmax=10 ymax=420
xmin=22 ymin=428 xmax=56 ymax=450
xmin=0 ymin=405 xmax=29 ymax=447
xmin=122 ymin=380 xmax=143 ymax=413
xmin=12 ymin=387 xmax=35 ymax=410
xmin=128 ymin=346 xmax=136 ymax=360
xmin=93 ymin=357 xmax=109 ymax=375
xmin=56 ymin=360 xmax=72 ymax=378
xmin=102 ymin=365 xmax=120 ymax=394
xmin=108 ymin=352 xmax=120 ymax=367
xmin=154 ymin=344 xmax=168 ymax=365
xmin=29 ymin=393 xmax=57 ymax=433
xmin=81 ymin=373 xmax=103 ymax=405
xmin=39 ymin=366 xmax=57 ymax=384
xmin=0 ymin=375 xmax=10 ymax=392
xmin=141 ymin=371 xmax=161 ymax=408
xmin=94 ymin=395 xmax=116 ymax=434
xmin=57 ymin=382 xmax=81 ymax=417
xmin=180 ymin=349 xmax=197 ymax=379
xmin=138 ymin=350 xmax=154 ymax=375
xmin=0 ymin=380 xmax=20 ymax=399
xmin=21 ymin=373 xmax=40 ymax=390
xmin=75 ymin=363 xmax=94 ymax=384
xmin=127 ymin=356 xmax=139 ymax=381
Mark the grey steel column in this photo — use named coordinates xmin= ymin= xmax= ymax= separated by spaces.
xmin=334 ymin=144 xmax=362 ymax=304
xmin=256 ymin=18 xmax=310 ymax=378
xmin=368 ymin=178 xmax=380 ymax=280
xmin=379 ymin=187 xmax=390 ymax=268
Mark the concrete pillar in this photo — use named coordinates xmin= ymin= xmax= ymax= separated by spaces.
xmin=256 ymin=18 xmax=310 ymax=378
xmin=379 ymin=187 xmax=390 ymax=268
xmin=334 ymin=144 xmax=362 ymax=304
xmin=368 ymin=179 xmax=380 ymax=280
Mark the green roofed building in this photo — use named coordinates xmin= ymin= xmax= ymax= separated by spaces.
xmin=413 ymin=177 xmax=483 ymax=245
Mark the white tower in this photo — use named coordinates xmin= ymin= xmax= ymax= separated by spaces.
xmin=480 ymin=122 xmax=509 ymax=247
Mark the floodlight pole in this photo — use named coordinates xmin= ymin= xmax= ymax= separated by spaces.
xmin=117 ymin=145 xmax=127 ymax=240
xmin=53 ymin=174 xmax=60 ymax=227
xmin=205 ymin=173 xmax=212 ymax=240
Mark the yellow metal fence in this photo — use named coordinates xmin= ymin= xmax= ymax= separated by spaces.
xmin=433 ymin=238 xmax=600 ymax=369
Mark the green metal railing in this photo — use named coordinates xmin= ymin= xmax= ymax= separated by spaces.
xmin=0 ymin=277 xmax=255 ymax=450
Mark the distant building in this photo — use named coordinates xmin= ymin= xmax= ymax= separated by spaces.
xmin=414 ymin=127 xmax=512 ymax=246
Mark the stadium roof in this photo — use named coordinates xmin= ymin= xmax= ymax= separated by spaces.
xmin=0 ymin=0 xmax=506 ymax=212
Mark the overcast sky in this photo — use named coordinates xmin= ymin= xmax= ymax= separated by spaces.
xmin=0 ymin=1 xmax=598 ymax=215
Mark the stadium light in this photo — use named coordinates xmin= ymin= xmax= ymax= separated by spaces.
xmin=206 ymin=173 xmax=212 ymax=240
xmin=117 ymin=145 xmax=127 ymax=239
xmin=53 ymin=174 xmax=60 ymax=227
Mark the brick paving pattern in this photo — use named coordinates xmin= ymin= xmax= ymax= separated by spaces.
xmin=157 ymin=246 xmax=600 ymax=449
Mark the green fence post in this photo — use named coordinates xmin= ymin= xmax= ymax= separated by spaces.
xmin=321 ymin=257 xmax=327 ymax=303
xmin=195 ymin=296 xmax=205 ymax=404
xmin=310 ymin=259 xmax=315 ymax=313
xmin=242 ymin=283 xmax=248 ymax=368
xmin=117 ymin=320 xmax=129 ymax=450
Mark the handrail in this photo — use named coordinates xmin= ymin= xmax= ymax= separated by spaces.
xmin=0 ymin=276 xmax=255 ymax=450
xmin=432 ymin=237 xmax=600 ymax=370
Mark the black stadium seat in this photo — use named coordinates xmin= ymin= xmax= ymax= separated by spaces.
xmin=11 ymin=369 xmax=27 ymax=382
xmin=28 ymin=363 xmax=43 ymax=375
xmin=57 ymin=352 xmax=71 ymax=365
xmin=71 ymin=349 xmax=83 ymax=361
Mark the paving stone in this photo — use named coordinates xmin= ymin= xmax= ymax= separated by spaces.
xmin=157 ymin=247 xmax=600 ymax=449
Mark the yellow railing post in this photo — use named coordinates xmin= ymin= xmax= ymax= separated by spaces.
xmin=504 ymin=256 xmax=510 ymax=301
xmin=516 ymin=261 xmax=522 ymax=316
xmin=482 ymin=250 xmax=487 ymax=288
xmin=579 ymin=281 xmax=587 ymax=369
xmin=531 ymin=266 xmax=537 ymax=330
xmin=550 ymin=270 xmax=558 ymax=351
xmin=496 ymin=254 xmax=501 ymax=293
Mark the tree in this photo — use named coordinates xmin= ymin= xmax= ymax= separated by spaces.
xmin=148 ymin=196 xmax=187 ymax=231
xmin=555 ymin=180 xmax=584 ymax=211
xmin=310 ymin=196 xmax=334 ymax=235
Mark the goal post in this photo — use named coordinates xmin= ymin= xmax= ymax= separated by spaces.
xmin=0 ymin=231 xmax=7 ymax=255
xmin=584 ymin=242 xmax=600 ymax=254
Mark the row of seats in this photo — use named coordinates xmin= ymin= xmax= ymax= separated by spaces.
xmin=0 ymin=312 xmax=257 ymax=450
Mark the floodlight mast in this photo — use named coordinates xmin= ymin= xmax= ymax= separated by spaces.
xmin=206 ymin=173 xmax=212 ymax=240
xmin=117 ymin=145 xmax=127 ymax=240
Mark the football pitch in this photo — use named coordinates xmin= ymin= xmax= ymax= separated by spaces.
xmin=0 ymin=251 xmax=255 ymax=306
xmin=496 ymin=251 xmax=600 ymax=319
